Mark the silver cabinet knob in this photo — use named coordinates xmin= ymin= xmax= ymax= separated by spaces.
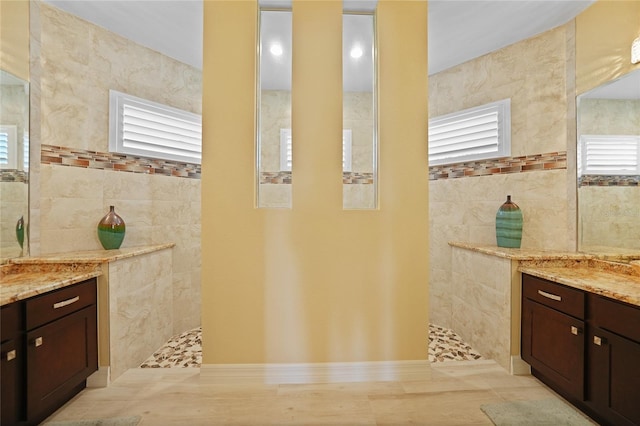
xmin=6 ymin=350 xmax=16 ymax=361
xmin=34 ymin=337 xmax=43 ymax=347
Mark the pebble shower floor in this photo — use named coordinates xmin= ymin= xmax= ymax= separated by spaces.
xmin=139 ymin=324 xmax=483 ymax=368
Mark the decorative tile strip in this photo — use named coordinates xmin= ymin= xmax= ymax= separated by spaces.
xmin=429 ymin=151 xmax=567 ymax=181
xmin=343 ymin=172 xmax=374 ymax=184
xmin=0 ymin=169 xmax=28 ymax=183
xmin=259 ymin=171 xmax=374 ymax=184
xmin=41 ymin=144 xmax=201 ymax=179
xmin=260 ymin=171 xmax=291 ymax=184
xmin=579 ymin=175 xmax=640 ymax=187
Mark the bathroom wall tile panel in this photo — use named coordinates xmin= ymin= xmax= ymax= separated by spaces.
xmin=342 ymin=184 xmax=375 ymax=209
xmin=41 ymin=164 xmax=105 ymax=199
xmin=259 ymin=184 xmax=292 ymax=208
xmin=171 ymin=271 xmax=201 ymax=335
xmin=108 ymin=250 xmax=173 ymax=381
xmin=103 ymin=167 xmax=153 ymax=201
xmin=34 ymin=3 xmax=202 ymax=334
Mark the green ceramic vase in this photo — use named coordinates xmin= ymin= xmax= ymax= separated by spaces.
xmin=97 ymin=206 xmax=126 ymax=250
xmin=495 ymin=195 xmax=523 ymax=248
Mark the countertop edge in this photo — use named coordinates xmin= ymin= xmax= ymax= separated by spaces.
xmin=448 ymin=242 xmax=592 ymax=260
xmin=1 ymin=269 xmax=102 ymax=306
xmin=519 ymin=265 xmax=640 ymax=307
xmin=8 ymin=243 xmax=175 ymax=264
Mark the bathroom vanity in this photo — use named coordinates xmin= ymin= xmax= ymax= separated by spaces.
xmin=520 ymin=261 xmax=640 ymax=426
xmin=1 ymin=269 xmax=100 ymax=426
xmin=0 ymin=243 xmax=174 ymax=425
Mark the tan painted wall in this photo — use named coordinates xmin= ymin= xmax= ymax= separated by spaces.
xmin=576 ymin=0 xmax=640 ymax=95
xmin=0 ymin=0 xmax=29 ymax=81
xmin=201 ymin=0 xmax=429 ymax=364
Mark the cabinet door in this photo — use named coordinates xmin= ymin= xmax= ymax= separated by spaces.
xmin=588 ymin=327 xmax=640 ymax=426
xmin=522 ymin=298 xmax=585 ymax=399
xmin=1 ymin=339 xmax=24 ymax=425
xmin=26 ymin=304 xmax=97 ymax=423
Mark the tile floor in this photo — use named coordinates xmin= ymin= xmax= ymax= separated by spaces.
xmin=138 ymin=324 xmax=483 ymax=369
xmin=44 ymin=360 xmax=590 ymax=425
xmin=43 ymin=323 xmax=595 ymax=425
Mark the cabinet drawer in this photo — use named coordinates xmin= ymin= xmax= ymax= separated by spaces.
xmin=523 ymin=274 xmax=584 ymax=319
xmin=26 ymin=279 xmax=96 ymax=330
xmin=589 ymin=295 xmax=640 ymax=343
xmin=1 ymin=303 xmax=21 ymax=342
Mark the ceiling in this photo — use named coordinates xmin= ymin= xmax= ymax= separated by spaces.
xmin=43 ymin=0 xmax=595 ymax=79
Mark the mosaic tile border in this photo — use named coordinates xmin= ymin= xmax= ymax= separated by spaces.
xmin=0 ymin=169 xmax=28 ymax=183
xmin=579 ymin=175 xmax=640 ymax=187
xmin=41 ymin=144 xmax=201 ymax=179
xmin=259 ymin=171 xmax=374 ymax=185
xmin=429 ymin=151 xmax=567 ymax=181
xmin=39 ymin=145 xmax=569 ymax=183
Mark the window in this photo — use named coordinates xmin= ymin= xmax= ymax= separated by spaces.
xmin=579 ymin=135 xmax=640 ymax=176
xmin=279 ymin=128 xmax=352 ymax=172
xmin=428 ymin=99 xmax=511 ymax=166
xmin=109 ymin=90 xmax=202 ymax=164
xmin=0 ymin=125 xmax=17 ymax=169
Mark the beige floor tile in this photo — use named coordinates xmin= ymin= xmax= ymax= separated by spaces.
xmin=44 ymin=360 xmax=588 ymax=425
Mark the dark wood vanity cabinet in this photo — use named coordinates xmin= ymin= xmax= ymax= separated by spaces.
xmin=0 ymin=278 xmax=98 ymax=426
xmin=586 ymin=295 xmax=640 ymax=426
xmin=522 ymin=273 xmax=640 ymax=426
xmin=521 ymin=274 xmax=585 ymax=400
xmin=1 ymin=302 xmax=25 ymax=425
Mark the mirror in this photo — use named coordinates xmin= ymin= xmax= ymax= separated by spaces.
xmin=257 ymin=8 xmax=292 ymax=209
xmin=0 ymin=69 xmax=30 ymax=262
xmin=577 ymin=69 xmax=640 ymax=255
xmin=343 ymin=12 xmax=376 ymax=209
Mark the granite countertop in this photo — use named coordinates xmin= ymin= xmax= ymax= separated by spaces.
xmin=519 ymin=259 xmax=640 ymax=307
xmin=449 ymin=241 xmax=640 ymax=307
xmin=1 ymin=244 xmax=175 ymax=306
xmin=0 ymin=263 xmax=102 ymax=306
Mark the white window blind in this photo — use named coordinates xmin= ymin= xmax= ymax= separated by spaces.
xmin=23 ymin=131 xmax=29 ymax=170
xmin=279 ymin=129 xmax=353 ymax=172
xmin=109 ymin=90 xmax=202 ymax=164
xmin=579 ymin=135 xmax=640 ymax=175
xmin=428 ymin=99 xmax=510 ymax=166
xmin=0 ymin=125 xmax=18 ymax=169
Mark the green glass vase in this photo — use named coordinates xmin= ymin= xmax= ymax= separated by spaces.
xmin=495 ymin=195 xmax=523 ymax=248
xmin=16 ymin=216 xmax=24 ymax=249
xmin=97 ymin=206 xmax=126 ymax=250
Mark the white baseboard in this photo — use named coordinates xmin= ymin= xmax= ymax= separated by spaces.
xmin=86 ymin=366 xmax=110 ymax=388
xmin=201 ymin=360 xmax=431 ymax=384
xmin=510 ymin=356 xmax=531 ymax=376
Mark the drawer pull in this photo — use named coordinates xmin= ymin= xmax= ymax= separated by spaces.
xmin=6 ymin=350 xmax=16 ymax=361
xmin=53 ymin=295 xmax=80 ymax=309
xmin=34 ymin=337 xmax=43 ymax=347
xmin=594 ymin=336 xmax=606 ymax=346
xmin=570 ymin=326 xmax=581 ymax=335
xmin=537 ymin=290 xmax=562 ymax=302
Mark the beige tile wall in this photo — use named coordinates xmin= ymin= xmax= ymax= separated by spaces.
xmin=428 ymin=23 xmax=577 ymax=329
xmin=108 ymin=248 xmax=173 ymax=380
xmin=30 ymin=3 xmax=202 ymax=334
xmin=579 ymin=186 xmax=640 ymax=250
